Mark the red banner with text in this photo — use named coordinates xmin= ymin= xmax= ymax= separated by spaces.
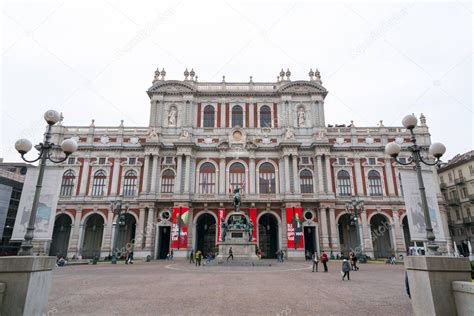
xmin=217 ymin=208 xmax=226 ymax=242
xmin=286 ymin=207 xmax=304 ymax=249
xmin=171 ymin=207 xmax=189 ymax=249
xmin=249 ymin=208 xmax=257 ymax=242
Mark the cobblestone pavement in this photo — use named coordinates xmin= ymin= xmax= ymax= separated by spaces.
xmin=48 ymin=260 xmax=412 ymax=315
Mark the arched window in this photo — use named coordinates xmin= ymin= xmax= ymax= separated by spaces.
xmin=229 ymin=162 xmax=246 ymax=193
xmin=199 ymin=162 xmax=216 ymax=194
xmin=259 ymin=162 xmax=276 ymax=194
xmin=60 ymin=170 xmax=75 ymax=196
xmin=203 ymin=105 xmax=215 ymax=128
xmin=259 ymin=105 xmax=272 ymax=127
xmin=300 ymin=169 xmax=314 ymax=194
xmin=122 ymin=170 xmax=137 ymax=197
xmin=368 ymin=170 xmax=383 ymax=196
xmin=161 ymin=169 xmax=175 ymax=193
xmin=337 ymin=170 xmax=352 ymax=196
xmin=91 ymin=170 xmax=107 ymax=196
xmin=231 ymin=105 xmax=243 ymax=127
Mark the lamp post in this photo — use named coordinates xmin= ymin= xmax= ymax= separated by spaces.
xmin=110 ymin=198 xmax=129 ymax=264
xmin=15 ymin=110 xmax=78 ymax=256
xmin=345 ymin=198 xmax=366 ymax=262
xmin=385 ymin=114 xmax=446 ymax=255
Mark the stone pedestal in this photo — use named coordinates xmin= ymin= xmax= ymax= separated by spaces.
xmin=217 ymin=229 xmax=259 ymax=262
xmin=0 ymin=256 xmax=56 ymax=316
xmin=286 ymin=249 xmax=305 ymax=259
xmin=405 ymin=256 xmax=471 ymax=316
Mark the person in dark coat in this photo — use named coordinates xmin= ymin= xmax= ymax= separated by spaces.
xmin=321 ymin=251 xmax=329 ymax=272
xmin=312 ymin=252 xmax=319 ymax=272
xmin=227 ymin=247 xmax=234 ymax=261
xmin=342 ymin=259 xmax=351 ymax=280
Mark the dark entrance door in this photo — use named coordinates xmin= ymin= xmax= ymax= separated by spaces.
xmin=158 ymin=226 xmax=170 ymax=259
xmin=49 ymin=214 xmax=72 ymax=258
xmin=258 ymin=213 xmax=278 ymax=258
xmin=304 ymin=226 xmax=316 ymax=256
xmin=196 ymin=213 xmax=216 ymax=257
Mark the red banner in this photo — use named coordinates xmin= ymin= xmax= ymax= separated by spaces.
xmin=217 ymin=208 xmax=226 ymax=242
xmin=249 ymin=208 xmax=257 ymax=242
xmin=171 ymin=207 xmax=189 ymax=249
xmin=286 ymin=207 xmax=304 ymax=249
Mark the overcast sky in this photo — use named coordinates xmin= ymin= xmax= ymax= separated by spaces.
xmin=1 ymin=0 xmax=472 ymax=162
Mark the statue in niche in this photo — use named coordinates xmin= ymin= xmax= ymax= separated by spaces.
xmin=297 ymin=108 xmax=305 ymax=127
xmin=168 ymin=107 xmax=177 ymax=126
xmin=284 ymin=127 xmax=295 ymax=140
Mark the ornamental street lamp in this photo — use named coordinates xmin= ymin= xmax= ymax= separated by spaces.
xmin=111 ymin=198 xmax=129 ymax=264
xmin=345 ymin=198 xmax=366 ymax=262
xmin=385 ymin=114 xmax=446 ymax=255
xmin=15 ymin=110 xmax=78 ymax=256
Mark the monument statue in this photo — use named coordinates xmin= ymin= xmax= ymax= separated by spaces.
xmin=247 ymin=219 xmax=254 ymax=242
xmin=220 ymin=218 xmax=227 ymax=241
xmin=233 ymin=188 xmax=241 ymax=212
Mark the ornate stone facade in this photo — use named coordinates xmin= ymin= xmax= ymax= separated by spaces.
xmin=43 ymin=68 xmax=449 ymax=260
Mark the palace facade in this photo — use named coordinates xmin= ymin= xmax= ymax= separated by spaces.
xmin=41 ymin=68 xmax=450 ymax=260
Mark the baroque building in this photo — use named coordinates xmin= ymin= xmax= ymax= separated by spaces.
xmin=40 ymin=68 xmax=449 ymax=260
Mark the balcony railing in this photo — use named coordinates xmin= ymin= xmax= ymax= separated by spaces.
xmin=462 ymin=217 xmax=473 ymax=224
xmin=469 ymin=194 xmax=474 ymax=204
xmin=440 ymin=182 xmax=447 ymax=190
xmin=455 ymin=177 xmax=465 ymax=185
xmin=448 ymin=198 xmax=460 ymax=206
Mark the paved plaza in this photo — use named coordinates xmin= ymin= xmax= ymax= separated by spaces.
xmin=48 ymin=260 xmax=412 ymax=315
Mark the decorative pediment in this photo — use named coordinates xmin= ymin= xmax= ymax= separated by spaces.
xmin=278 ymin=81 xmax=327 ymax=95
xmin=147 ymin=80 xmax=195 ymax=95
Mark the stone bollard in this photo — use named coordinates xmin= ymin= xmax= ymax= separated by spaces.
xmin=0 ymin=256 xmax=56 ymax=316
xmin=405 ymin=256 xmax=471 ymax=316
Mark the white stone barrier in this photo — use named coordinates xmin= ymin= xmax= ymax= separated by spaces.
xmin=453 ymin=281 xmax=474 ymax=316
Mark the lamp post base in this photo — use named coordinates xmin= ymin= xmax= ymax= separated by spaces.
xmin=426 ymin=243 xmax=440 ymax=256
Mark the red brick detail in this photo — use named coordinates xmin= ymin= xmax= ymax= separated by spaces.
xmin=107 ymin=158 xmax=114 ymax=195
xmin=391 ymin=160 xmax=399 ymax=196
xmin=273 ymin=103 xmax=278 ymax=128
xmin=253 ymin=103 xmax=258 ymax=127
xmin=197 ymin=103 xmax=201 ymax=127
xmin=76 ymin=158 xmax=84 ymax=195
xmin=117 ymin=160 xmax=124 ymax=196
xmin=360 ymin=158 xmax=367 ymax=196
xmin=85 ymin=158 xmax=96 ymax=195
xmin=79 ymin=137 xmax=87 ymax=142
xmin=217 ymin=103 xmax=221 ymax=127
xmin=330 ymin=158 xmax=336 ymax=193
xmin=93 ymin=138 xmax=100 ymax=142
xmin=139 ymin=157 xmax=144 ymax=193
xmin=382 ymin=164 xmax=390 ymax=196
xmin=245 ymin=103 xmax=249 ymax=127
xmin=225 ymin=103 xmax=230 ymax=127
xmin=351 ymin=163 xmax=358 ymax=195
xmin=109 ymin=138 xmax=116 ymax=142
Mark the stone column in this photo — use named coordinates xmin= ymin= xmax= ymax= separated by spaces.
xmin=284 ymin=155 xmax=291 ymax=193
xmin=67 ymin=208 xmax=83 ymax=257
xmin=319 ymin=208 xmax=330 ymax=251
xmin=111 ymin=158 xmax=121 ymax=196
xmin=281 ymin=208 xmax=288 ymax=252
xmin=135 ymin=208 xmax=146 ymax=251
xmin=79 ymin=158 xmax=90 ymax=195
xmin=184 ymin=155 xmax=191 ymax=193
xmin=219 ymin=157 xmax=226 ymax=195
xmin=144 ymin=208 xmax=155 ymax=254
xmin=102 ymin=208 xmax=114 ymax=254
xmin=142 ymin=155 xmax=150 ymax=193
xmin=354 ymin=158 xmax=364 ymax=196
xmin=315 ymin=224 xmax=321 ymax=255
xmin=292 ymin=155 xmax=300 ymax=194
xmin=324 ymin=155 xmax=333 ymax=194
xmin=328 ymin=208 xmax=340 ymax=252
xmin=385 ymin=158 xmax=395 ymax=195
xmin=150 ymin=155 xmax=159 ymax=193
xmin=249 ymin=155 xmax=256 ymax=194
xmin=316 ymin=155 xmax=324 ymax=194
xmin=155 ymin=156 xmax=162 ymax=193
xmin=391 ymin=210 xmax=406 ymax=256
xmin=175 ymin=155 xmax=182 ymax=194
xmin=361 ymin=211 xmax=374 ymax=257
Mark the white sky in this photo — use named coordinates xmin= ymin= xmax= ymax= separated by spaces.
xmin=1 ymin=0 xmax=472 ymax=162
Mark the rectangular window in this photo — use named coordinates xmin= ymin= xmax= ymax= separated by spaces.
xmin=469 ymin=165 xmax=474 ymax=175
xmin=461 ymin=187 xmax=467 ymax=198
xmin=458 ymin=169 xmax=463 ymax=178
xmin=440 ymin=176 xmax=444 ymax=184
xmin=338 ymin=158 xmax=346 ymax=165
xmin=165 ymin=157 xmax=173 ymax=164
xmin=129 ymin=158 xmax=136 ymax=165
xmin=448 ymin=174 xmax=453 ymax=182
xmin=68 ymin=157 xmax=75 ymax=164
xmin=98 ymin=158 xmax=106 ymax=165
xmin=398 ymin=157 xmax=407 ymax=164
xmin=368 ymin=158 xmax=376 ymax=165
xmin=301 ymin=157 xmax=310 ymax=165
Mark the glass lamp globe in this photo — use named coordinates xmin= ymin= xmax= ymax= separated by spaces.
xmin=429 ymin=142 xmax=446 ymax=159
xmin=385 ymin=142 xmax=401 ymax=158
xmin=44 ymin=110 xmax=61 ymax=125
xmin=60 ymin=139 xmax=78 ymax=154
xmin=402 ymin=114 xmax=418 ymax=130
xmin=15 ymin=139 xmax=33 ymax=154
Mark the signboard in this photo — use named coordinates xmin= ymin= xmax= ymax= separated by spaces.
xmin=286 ymin=207 xmax=304 ymax=249
xmin=249 ymin=208 xmax=257 ymax=242
xmin=217 ymin=208 xmax=225 ymax=242
xmin=171 ymin=207 xmax=189 ymax=249
xmin=399 ymin=169 xmax=446 ymax=242
xmin=12 ymin=166 xmax=62 ymax=241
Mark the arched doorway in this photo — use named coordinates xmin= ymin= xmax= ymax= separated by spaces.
xmin=402 ymin=216 xmax=412 ymax=253
xmin=338 ymin=213 xmax=359 ymax=254
xmin=49 ymin=214 xmax=72 ymax=258
xmin=196 ymin=213 xmax=216 ymax=257
xmin=81 ymin=214 xmax=104 ymax=259
xmin=258 ymin=213 xmax=278 ymax=258
xmin=113 ymin=213 xmax=136 ymax=258
xmin=371 ymin=214 xmax=392 ymax=258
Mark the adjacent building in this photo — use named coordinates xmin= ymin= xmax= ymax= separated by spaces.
xmin=437 ymin=150 xmax=474 ymax=255
xmin=23 ymin=68 xmax=450 ymax=259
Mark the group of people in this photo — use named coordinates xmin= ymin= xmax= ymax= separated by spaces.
xmin=309 ymin=251 xmax=359 ymax=281
xmin=189 ymin=249 xmax=215 ymax=266
xmin=275 ymin=249 xmax=285 ymax=262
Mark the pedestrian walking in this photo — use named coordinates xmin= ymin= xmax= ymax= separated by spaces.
xmin=170 ymin=249 xmax=174 ymax=260
xmin=312 ymin=252 xmax=319 ymax=272
xmin=227 ymin=247 xmax=234 ymax=261
xmin=195 ymin=250 xmax=202 ymax=266
xmin=125 ymin=249 xmax=134 ymax=264
xmin=189 ymin=249 xmax=195 ymax=264
xmin=321 ymin=251 xmax=329 ymax=272
xmin=349 ymin=252 xmax=359 ymax=271
xmin=341 ymin=258 xmax=351 ymax=281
